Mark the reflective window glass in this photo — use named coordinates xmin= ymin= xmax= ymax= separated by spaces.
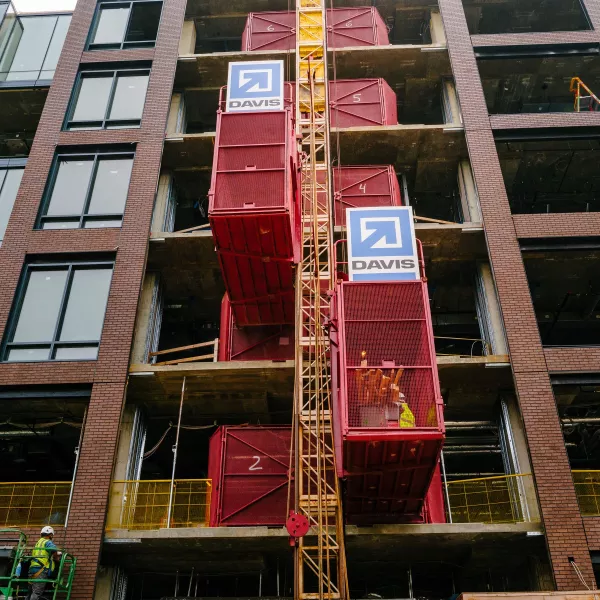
xmin=12 ymin=270 xmax=67 ymax=343
xmin=46 ymin=159 xmax=93 ymax=217
xmin=41 ymin=15 xmax=71 ymax=76
xmin=91 ymin=6 xmax=129 ymax=46
xmin=0 ymin=168 xmax=24 ymax=243
xmin=71 ymin=76 xmax=113 ymax=123
xmin=59 ymin=268 xmax=112 ymax=342
xmin=87 ymin=158 xmax=133 ymax=215
xmin=108 ymin=74 xmax=149 ymax=121
xmin=4 ymin=262 xmax=114 ymax=362
xmin=5 ymin=16 xmax=55 ymax=81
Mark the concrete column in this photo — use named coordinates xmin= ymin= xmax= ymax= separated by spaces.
xmin=151 ymin=171 xmax=174 ymax=233
xmin=178 ymin=19 xmax=196 ymax=55
xmin=93 ymin=567 xmax=114 ymax=600
xmin=476 ymin=261 xmax=508 ymax=356
xmin=442 ymin=78 xmax=462 ymax=126
xmin=166 ymin=93 xmax=184 ymax=136
xmin=457 ymin=160 xmax=482 ymax=223
xmin=501 ymin=396 xmax=541 ymax=523
xmin=429 ymin=9 xmax=446 ymax=46
xmin=131 ymin=272 xmax=159 ymax=364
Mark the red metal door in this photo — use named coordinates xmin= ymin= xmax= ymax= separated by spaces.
xmin=209 ymin=426 xmax=293 ymax=526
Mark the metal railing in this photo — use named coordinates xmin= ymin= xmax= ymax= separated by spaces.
xmin=0 ymin=482 xmax=71 ymax=528
xmin=446 ymin=473 xmax=536 ymax=524
xmin=572 ymin=470 xmax=600 ymax=516
xmin=106 ymin=479 xmax=211 ymax=530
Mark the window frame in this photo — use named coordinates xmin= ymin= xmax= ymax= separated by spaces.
xmin=37 ymin=149 xmax=135 ymax=230
xmin=65 ymin=66 xmax=150 ymax=130
xmin=87 ymin=0 xmax=163 ymax=51
xmin=2 ymin=259 xmax=114 ymax=362
xmin=0 ymin=158 xmax=26 ymax=244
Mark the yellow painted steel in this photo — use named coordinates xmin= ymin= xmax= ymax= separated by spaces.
xmin=0 ymin=482 xmax=71 ymax=528
xmin=446 ymin=473 xmax=536 ymax=524
xmin=572 ymin=470 xmax=600 ymax=516
xmin=294 ymin=0 xmax=349 ymax=599
xmin=106 ymin=479 xmax=211 ymax=530
xmin=570 ymin=77 xmax=600 ymax=111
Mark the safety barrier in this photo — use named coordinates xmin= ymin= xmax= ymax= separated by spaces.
xmin=572 ymin=470 xmax=600 ymax=516
xmin=446 ymin=473 xmax=536 ymax=524
xmin=106 ymin=479 xmax=211 ymax=530
xmin=0 ymin=482 xmax=71 ymax=528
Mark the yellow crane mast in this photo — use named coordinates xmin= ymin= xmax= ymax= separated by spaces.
xmin=292 ymin=0 xmax=349 ymax=598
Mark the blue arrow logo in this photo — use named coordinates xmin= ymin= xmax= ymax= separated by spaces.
xmin=359 ymin=217 xmax=402 ymax=249
xmin=238 ymin=69 xmax=272 ymax=93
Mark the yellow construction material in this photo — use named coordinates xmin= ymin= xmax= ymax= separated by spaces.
xmin=0 ymin=482 xmax=71 ymax=528
xmin=572 ymin=470 xmax=600 ymax=516
xmin=446 ymin=473 xmax=536 ymax=524
xmin=106 ymin=479 xmax=211 ymax=530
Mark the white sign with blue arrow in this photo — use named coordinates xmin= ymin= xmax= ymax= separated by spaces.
xmin=347 ymin=206 xmax=420 ymax=281
xmin=226 ymin=60 xmax=284 ymax=112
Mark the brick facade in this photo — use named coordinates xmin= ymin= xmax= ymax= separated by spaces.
xmin=438 ymin=0 xmax=598 ymax=590
xmin=0 ymin=0 xmax=186 ymax=597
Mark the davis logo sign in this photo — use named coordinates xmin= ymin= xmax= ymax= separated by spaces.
xmin=347 ymin=206 xmax=420 ymax=281
xmin=226 ymin=60 xmax=284 ymax=112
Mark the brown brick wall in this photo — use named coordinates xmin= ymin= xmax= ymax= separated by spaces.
xmin=545 ymin=348 xmax=600 ymax=373
xmin=439 ymin=0 xmax=596 ymax=589
xmin=0 ymin=0 xmax=186 ymax=598
xmin=490 ymin=112 xmax=600 ymax=130
xmin=513 ymin=213 xmax=600 ymax=239
xmin=584 ymin=517 xmax=600 ymax=552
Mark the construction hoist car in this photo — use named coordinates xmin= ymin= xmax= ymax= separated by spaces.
xmin=0 ymin=529 xmax=76 ymax=600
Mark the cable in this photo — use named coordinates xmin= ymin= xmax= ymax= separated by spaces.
xmin=569 ymin=558 xmax=592 ymax=591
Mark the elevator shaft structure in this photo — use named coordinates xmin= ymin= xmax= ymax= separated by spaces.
xmin=293 ymin=1 xmax=349 ymax=599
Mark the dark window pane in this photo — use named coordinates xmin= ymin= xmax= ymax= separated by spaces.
xmin=5 ymin=16 xmax=56 ymax=80
xmin=87 ymin=158 xmax=133 ymax=215
xmin=126 ymin=2 xmax=161 ymax=44
xmin=72 ymin=76 xmax=112 ymax=123
xmin=108 ymin=74 xmax=148 ymax=121
xmin=46 ymin=159 xmax=93 ymax=216
xmin=13 ymin=269 xmax=67 ymax=343
xmin=59 ymin=268 xmax=112 ymax=342
xmin=55 ymin=346 xmax=99 ymax=360
xmin=7 ymin=348 xmax=50 ymax=362
xmin=91 ymin=6 xmax=129 ymax=46
xmin=41 ymin=15 xmax=71 ymax=74
xmin=0 ymin=168 xmax=23 ymax=243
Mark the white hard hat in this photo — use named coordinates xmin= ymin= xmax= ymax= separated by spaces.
xmin=41 ymin=526 xmax=54 ymax=536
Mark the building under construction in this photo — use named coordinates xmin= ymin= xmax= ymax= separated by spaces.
xmin=1 ymin=0 xmax=600 ymax=598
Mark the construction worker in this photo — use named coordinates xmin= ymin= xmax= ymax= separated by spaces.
xmin=26 ymin=526 xmax=62 ymax=600
xmin=399 ymin=395 xmax=415 ymax=428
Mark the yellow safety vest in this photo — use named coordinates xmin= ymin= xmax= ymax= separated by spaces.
xmin=400 ymin=403 xmax=415 ymax=428
xmin=31 ymin=537 xmax=53 ymax=571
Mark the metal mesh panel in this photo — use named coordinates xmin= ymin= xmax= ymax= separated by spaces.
xmin=218 ymin=112 xmax=287 ymax=145
xmin=328 ymin=8 xmax=387 ymax=46
xmin=340 ymin=282 xmax=439 ymax=430
xmin=0 ymin=482 xmax=70 ymax=527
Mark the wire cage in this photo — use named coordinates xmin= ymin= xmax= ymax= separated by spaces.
xmin=209 ymin=106 xmax=299 ymax=326
xmin=241 ymin=8 xmax=389 ymax=52
xmin=218 ymin=294 xmax=295 ymax=361
xmin=331 ymin=243 xmax=445 ymax=520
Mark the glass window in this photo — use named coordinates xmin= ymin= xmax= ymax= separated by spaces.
xmin=0 ymin=15 xmax=71 ymax=82
xmin=89 ymin=1 xmax=162 ymax=50
xmin=39 ymin=151 xmax=134 ymax=229
xmin=0 ymin=167 xmax=24 ymax=244
xmin=66 ymin=68 xmax=150 ymax=129
xmin=108 ymin=74 xmax=149 ymax=121
xmin=3 ymin=261 xmax=114 ymax=362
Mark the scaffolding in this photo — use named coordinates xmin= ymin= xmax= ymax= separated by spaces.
xmin=570 ymin=77 xmax=600 ymax=112
xmin=293 ymin=0 xmax=349 ymax=598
